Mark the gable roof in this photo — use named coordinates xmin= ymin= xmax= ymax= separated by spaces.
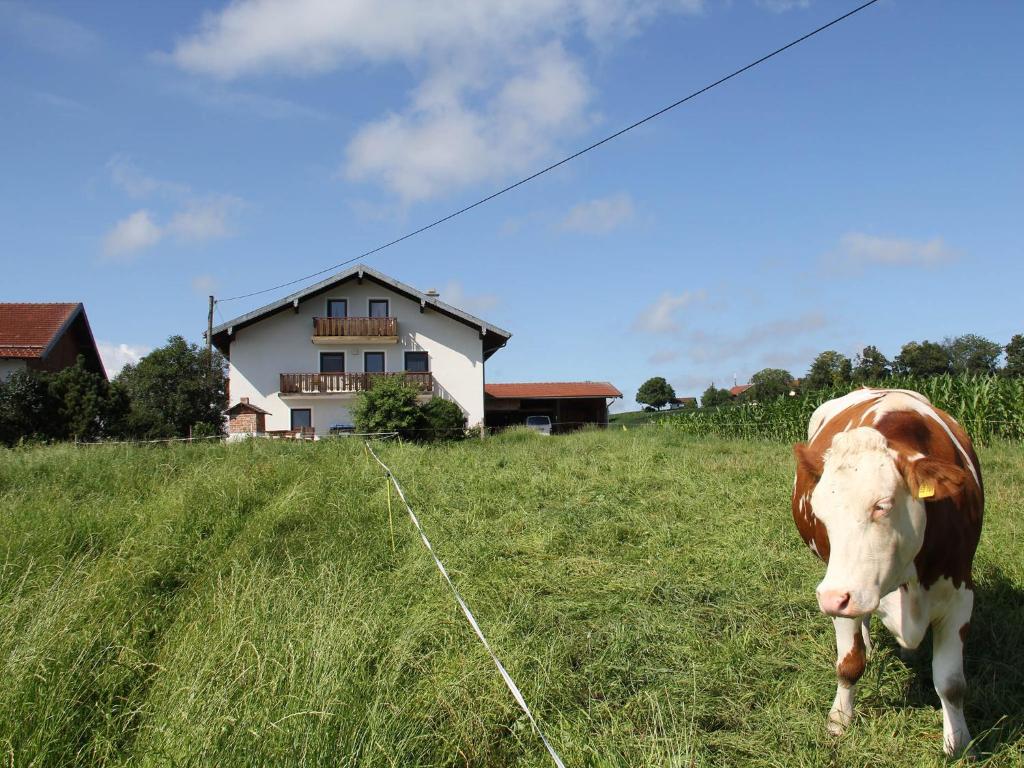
xmin=485 ymin=381 xmax=623 ymax=399
xmin=0 ymin=303 xmax=82 ymax=359
xmin=211 ymin=264 xmax=511 ymax=359
xmin=729 ymin=384 xmax=752 ymax=396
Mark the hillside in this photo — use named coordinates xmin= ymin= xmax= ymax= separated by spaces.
xmin=1 ymin=431 xmax=1022 ymax=766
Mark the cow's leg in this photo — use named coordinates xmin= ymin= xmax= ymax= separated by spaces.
xmin=932 ymin=588 xmax=973 ymax=757
xmin=828 ymin=616 xmax=866 ymax=735
xmin=860 ymin=613 xmax=873 ymax=658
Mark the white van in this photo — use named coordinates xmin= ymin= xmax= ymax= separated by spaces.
xmin=525 ymin=415 xmax=552 ymax=435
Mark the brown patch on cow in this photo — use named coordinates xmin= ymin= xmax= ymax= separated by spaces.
xmin=959 ymin=622 xmax=970 ymax=644
xmin=836 ymin=630 xmax=866 ymax=686
xmin=939 ymin=678 xmax=966 ymax=709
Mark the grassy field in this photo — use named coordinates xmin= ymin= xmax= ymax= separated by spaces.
xmin=1 ymin=430 xmax=1022 ymax=767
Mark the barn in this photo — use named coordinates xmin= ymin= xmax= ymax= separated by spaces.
xmin=484 ymin=381 xmax=623 ymax=433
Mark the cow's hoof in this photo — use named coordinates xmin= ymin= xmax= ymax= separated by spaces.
xmin=943 ymin=736 xmax=975 ymax=761
xmin=826 ymin=709 xmax=850 ymax=736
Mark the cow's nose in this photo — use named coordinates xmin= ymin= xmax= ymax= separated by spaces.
xmin=817 ymin=589 xmax=852 ymax=616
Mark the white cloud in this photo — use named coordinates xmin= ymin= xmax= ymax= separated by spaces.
xmin=344 ymin=43 xmax=592 ymax=202
xmin=0 ymin=1 xmax=99 ymax=56
xmin=97 ymin=341 xmax=151 ymax=378
xmin=169 ymin=0 xmax=703 ymax=79
xmin=439 ymin=280 xmax=500 ymax=316
xmin=103 ymin=210 xmax=163 ymax=260
xmin=559 ymin=193 xmax=635 ymax=234
xmin=168 ymin=196 xmax=241 ymax=242
xmin=107 ymin=156 xmax=189 ymax=199
xmin=169 ymin=0 xmax=704 ymax=201
xmin=685 ymin=312 xmax=827 ymax=364
xmin=632 ymin=290 xmax=705 ymax=335
xmin=826 ymin=232 xmax=960 ymax=272
xmin=755 ymin=0 xmax=811 ymax=12
xmin=102 ymin=160 xmax=242 ymax=259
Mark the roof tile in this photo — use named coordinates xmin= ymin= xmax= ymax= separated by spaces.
xmin=0 ymin=303 xmax=79 ymax=359
xmin=485 ymin=381 xmax=623 ymax=399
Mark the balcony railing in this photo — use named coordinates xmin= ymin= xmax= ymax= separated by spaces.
xmin=313 ymin=316 xmax=397 ymax=338
xmin=280 ymin=371 xmax=433 ymax=395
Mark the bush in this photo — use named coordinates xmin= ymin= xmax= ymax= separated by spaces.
xmin=352 ymin=375 xmax=424 ymax=438
xmin=419 ymin=398 xmax=467 ymax=441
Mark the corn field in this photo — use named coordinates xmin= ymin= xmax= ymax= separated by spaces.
xmin=662 ymin=375 xmax=1024 ymax=446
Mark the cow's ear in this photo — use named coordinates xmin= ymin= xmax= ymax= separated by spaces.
xmin=793 ymin=443 xmax=823 ymax=481
xmin=902 ymin=457 xmax=967 ymax=501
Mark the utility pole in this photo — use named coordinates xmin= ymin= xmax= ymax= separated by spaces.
xmin=207 ymin=295 xmax=215 ymax=368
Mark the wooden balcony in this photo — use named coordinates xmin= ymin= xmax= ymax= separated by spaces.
xmin=279 ymin=371 xmax=433 ymax=395
xmin=312 ymin=316 xmax=398 ymax=344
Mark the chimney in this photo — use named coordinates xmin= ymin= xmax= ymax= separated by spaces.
xmin=241 ymin=397 xmax=250 ymax=404
xmin=425 ymin=288 xmax=440 ymax=298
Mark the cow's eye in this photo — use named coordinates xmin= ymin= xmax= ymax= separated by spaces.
xmin=872 ymin=499 xmax=893 ymax=520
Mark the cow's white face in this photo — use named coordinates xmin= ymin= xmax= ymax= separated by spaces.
xmin=812 ymin=428 xmax=927 ymax=617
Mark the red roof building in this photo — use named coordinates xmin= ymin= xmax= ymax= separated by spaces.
xmin=0 ymin=303 xmax=105 ymax=380
xmin=484 ymin=381 xmax=623 ymax=433
xmin=729 ymin=384 xmax=752 ymax=397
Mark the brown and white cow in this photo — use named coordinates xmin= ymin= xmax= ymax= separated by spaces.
xmin=792 ymin=388 xmax=983 ymax=756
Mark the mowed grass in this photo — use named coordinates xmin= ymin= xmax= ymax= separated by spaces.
xmin=1 ymin=431 xmax=1022 ymax=767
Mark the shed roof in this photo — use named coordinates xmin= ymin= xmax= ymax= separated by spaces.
xmin=226 ymin=400 xmax=272 ymax=416
xmin=485 ymin=381 xmax=623 ymax=399
xmin=0 ymin=303 xmax=81 ymax=359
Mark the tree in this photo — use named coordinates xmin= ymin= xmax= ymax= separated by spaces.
xmin=419 ymin=397 xmax=467 ymax=441
xmin=945 ymin=334 xmax=1002 ymax=376
xmin=116 ymin=335 xmax=227 ymax=438
xmin=0 ymin=371 xmax=60 ymax=445
xmin=48 ymin=356 xmax=130 ymax=440
xmin=636 ymin=377 xmax=676 ymax=410
xmin=701 ymin=384 xmax=732 ymax=408
xmin=1004 ymin=334 xmax=1024 ymax=378
xmin=352 ymin=375 xmax=424 ymax=438
xmin=748 ymin=368 xmax=794 ymax=402
xmin=853 ymin=345 xmax=890 ymax=383
xmin=804 ymin=351 xmax=853 ymax=391
xmin=893 ymin=340 xmax=950 ymax=377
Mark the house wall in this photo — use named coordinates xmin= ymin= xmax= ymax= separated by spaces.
xmin=227 ymin=281 xmax=486 ymax=434
xmin=0 ymin=359 xmax=27 ymax=381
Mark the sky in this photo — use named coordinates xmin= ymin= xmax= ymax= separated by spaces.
xmin=1 ymin=0 xmax=1021 ymax=410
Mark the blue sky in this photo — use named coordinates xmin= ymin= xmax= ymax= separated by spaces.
xmin=2 ymin=0 xmax=1021 ymax=409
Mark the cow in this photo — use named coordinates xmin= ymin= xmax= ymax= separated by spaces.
xmin=791 ymin=388 xmax=983 ymax=757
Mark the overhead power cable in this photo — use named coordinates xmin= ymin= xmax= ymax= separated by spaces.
xmin=218 ymin=0 xmax=881 ymax=304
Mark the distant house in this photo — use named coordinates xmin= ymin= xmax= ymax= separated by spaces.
xmin=668 ymin=396 xmax=697 ymax=409
xmin=211 ymin=264 xmax=512 ymax=437
xmin=0 ymin=303 xmax=105 ymax=381
xmin=484 ymin=382 xmax=623 ymax=433
xmin=729 ymin=384 xmax=752 ymax=398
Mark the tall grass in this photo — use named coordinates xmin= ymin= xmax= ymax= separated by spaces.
xmin=662 ymin=375 xmax=1024 ymax=445
xmin=1 ymin=432 xmax=1022 ymax=766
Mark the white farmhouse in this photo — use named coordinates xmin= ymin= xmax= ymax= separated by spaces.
xmin=211 ymin=265 xmax=511 ymax=437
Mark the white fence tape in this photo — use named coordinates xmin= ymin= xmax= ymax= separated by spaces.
xmin=364 ymin=441 xmax=567 ymax=768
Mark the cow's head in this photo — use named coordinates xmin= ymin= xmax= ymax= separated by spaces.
xmin=794 ymin=427 xmax=966 ymax=617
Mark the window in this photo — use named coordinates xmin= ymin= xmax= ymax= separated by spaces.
xmin=291 ymin=409 xmax=312 ymax=430
xmin=364 ymin=351 xmax=385 ymax=373
xmin=327 ymin=299 xmax=347 ymax=318
xmin=405 ymin=351 xmax=429 ymax=372
xmin=368 ymin=299 xmax=389 ymax=318
xmin=320 ymin=352 xmax=345 ymax=373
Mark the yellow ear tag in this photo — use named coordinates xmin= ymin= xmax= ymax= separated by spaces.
xmin=918 ymin=481 xmax=935 ymax=499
